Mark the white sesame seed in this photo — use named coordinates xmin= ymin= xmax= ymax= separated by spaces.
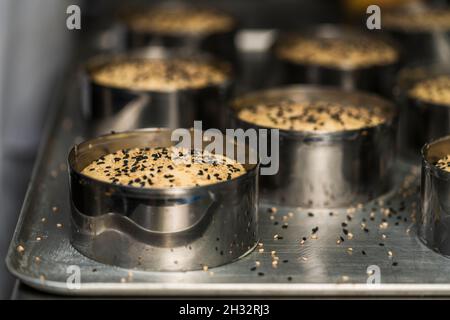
xmin=379 ymin=222 xmax=389 ymax=229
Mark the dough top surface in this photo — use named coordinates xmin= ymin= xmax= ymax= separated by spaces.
xmin=436 ymin=154 xmax=450 ymax=172
xmin=384 ymin=9 xmax=450 ymax=32
xmin=409 ymin=75 xmax=450 ymax=106
xmin=237 ymin=100 xmax=387 ymax=132
xmin=125 ymin=7 xmax=234 ymax=35
xmin=276 ymin=35 xmax=398 ymax=69
xmin=91 ymin=58 xmax=228 ymax=91
xmin=82 ymin=147 xmax=246 ymax=188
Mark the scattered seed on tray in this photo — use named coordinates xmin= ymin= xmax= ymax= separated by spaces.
xmin=16 ymin=245 xmax=25 ymax=254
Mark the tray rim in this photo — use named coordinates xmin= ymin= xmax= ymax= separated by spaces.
xmin=7 ymin=266 xmax=450 ymax=297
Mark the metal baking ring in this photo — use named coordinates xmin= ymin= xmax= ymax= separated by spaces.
xmin=383 ymin=4 xmax=450 ymax=65
xmin=394 ymin=63 xmax=450 ymax=163
xmin=81 ymin=47 xmax=234 ymax=137
xmin=120 ymin=6 xmax=238 ymax=64
xmin=273 ymin=24 xmax=400 ymax=97
xmin=68 ymin=128 xmax=259 ymax=271
xmin=419 ymin=135 xmax=450 ymax=257
xmin=230 ymin=85 xmax=398 ymax=208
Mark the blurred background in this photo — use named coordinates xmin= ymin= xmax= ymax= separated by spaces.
xmin=0 ymin=0 xmax=446 ymax=299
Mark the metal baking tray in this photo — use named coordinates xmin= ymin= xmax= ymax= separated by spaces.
xmin=7 ymin=37 xmax=450 ymax=298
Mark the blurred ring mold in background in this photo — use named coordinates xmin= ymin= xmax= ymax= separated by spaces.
xmin=120 ymin=3 xmax=238 ymax=63
xmin=419 ymin=135 xmax=450 ymax=257
xmin=383 ymin=3 xmax=450 ymax=65
xmin=273 ymin=25 xmax=400 ymax=96
xmin=394 ymin=64 xmax=450 ymax=163
xmin=68 ymin=128 xmax=259 ymax=271
xmin=81 ymin=47 xmax=233 ymax=136
xmin=230 ymin=85 xmax=398 ymax=208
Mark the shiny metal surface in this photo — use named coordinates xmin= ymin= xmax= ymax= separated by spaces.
xmin=419 ymin=136 xmax=450 ymax=256
xmin=68 ymin=129 xmax=258 ymax=271
xmin=6 ymin=81 xmax=450 ymax=296
xmin=7 ymin=35 xmax=450 ymax=298
xmin=230 ymin=86 xmax=398 ymax=208
xmin=274 ymin=25 xmax=400 ymax=96
xmin=395 ymin=64 xmax=450 ymax=162
xmin=82 ymin=47 xmax=233 ymax=136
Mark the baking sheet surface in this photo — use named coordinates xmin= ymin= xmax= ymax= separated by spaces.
xmin=6 ymin=76 xmax=450 ymax=297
